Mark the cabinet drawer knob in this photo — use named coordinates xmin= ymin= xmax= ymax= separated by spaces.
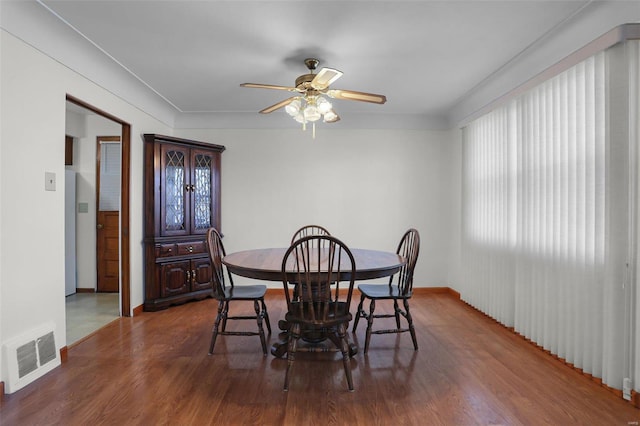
xmin=188 ymin=246 xmax=194 ymax=253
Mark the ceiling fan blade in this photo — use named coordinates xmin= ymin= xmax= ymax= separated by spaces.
xmin=259 ymin=97 xmax=297 ymax=114
xmin=241 ymin=83 xmax=298 ymax=92
xmin=311 ymin=67 xmax=343 ymax=90
xmin=326 ymin=89 xmax=387 ymax=104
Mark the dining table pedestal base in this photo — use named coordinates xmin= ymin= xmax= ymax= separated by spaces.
xmin=270 ymin=322 xmax=358 ymax=358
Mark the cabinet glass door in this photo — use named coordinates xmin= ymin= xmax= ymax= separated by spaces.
xmin=161 ymin=146 xmax=187 ymax=234
xmin=192 ymin=151 xmax=213 ymax=233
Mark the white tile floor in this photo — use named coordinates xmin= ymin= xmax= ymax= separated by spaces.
xmin=65 ymin=293 xmax=120 ymax=345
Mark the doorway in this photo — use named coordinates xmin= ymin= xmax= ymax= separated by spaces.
xmin=64 ymin=95 xmax=131 ymax=346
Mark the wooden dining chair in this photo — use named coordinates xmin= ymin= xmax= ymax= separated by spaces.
xmin=290 ymin=224 xmax=331 ymax=243
xmin=206 ymin=228 xmax=271 ymax=355
xmin=352 ymin=228 xmax=420 ymax=353
xmin=285 ymin=225 xmax=332 ymax=311
xmin=281 ymin=235 xmax=357 ymax=391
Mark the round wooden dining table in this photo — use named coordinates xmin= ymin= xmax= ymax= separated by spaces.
xmin=222 ymin=247 xmax=405 ymax=357
xmin=222 ymin=247 xmax=405 ymax=282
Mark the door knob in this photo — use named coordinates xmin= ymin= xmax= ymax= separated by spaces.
xmin=97 ymin=224 xmax=104 ymax=229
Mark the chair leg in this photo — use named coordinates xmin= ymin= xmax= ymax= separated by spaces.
xmin=221 ymin=301 xmax=229 ymax=332
xmin=352 ymin=293 xmax=365 ymax=332
xmin=209 ymin=300 xmax=226 ymax=355
xmin=284 ymin=322 xmax=301 ymax=391
xmin=364 ymin=299 xmax=376 ymax=354
xmin=337 ymin=322 xmax=354 ymax=391
xmin=254 ymin=300 xmax=267 ymax=356
xmin=404 ymin=299 xmax=418 ymax=350
xmin=393 ymin=299 xmax=401 ymax=330
xmin=261 ymin=299 xmax=272 ymax=334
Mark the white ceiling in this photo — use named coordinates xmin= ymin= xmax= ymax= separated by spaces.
xmin=6 ymin=1 xmax=640 ymax=129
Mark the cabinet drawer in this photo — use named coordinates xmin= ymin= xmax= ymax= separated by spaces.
xmin=176 ymin=241 xmax=206 ymax=256
xmin=155 ymin=243 xmax=177 ymax=258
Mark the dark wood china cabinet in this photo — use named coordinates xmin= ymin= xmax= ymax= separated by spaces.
xmin=143 ymin=134 xmax=225 ymax=311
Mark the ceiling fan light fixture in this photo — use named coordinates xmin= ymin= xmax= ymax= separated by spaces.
xmin=241 ymin=57 xmax=386 ymax=137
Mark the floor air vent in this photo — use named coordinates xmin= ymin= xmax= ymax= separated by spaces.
xmin=2 ymin=323 xmax=61 ymax=393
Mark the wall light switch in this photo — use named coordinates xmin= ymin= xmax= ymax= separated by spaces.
xmin=78 ymin=202 xmax=89 ymax=213
xmin=45 ymin=172 xmax=56 ymax=191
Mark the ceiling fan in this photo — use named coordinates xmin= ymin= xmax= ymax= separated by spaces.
xmin=240 ymin=58 xmax=387 ymax=134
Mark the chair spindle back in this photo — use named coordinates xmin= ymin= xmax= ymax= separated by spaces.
xmin=206 ymin=227 xmax=233 ymax=298
xmin=392 ymin=228 xmax=420 ymax=296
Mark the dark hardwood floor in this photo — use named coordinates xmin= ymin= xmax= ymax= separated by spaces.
xmin=1 ymin=293 xmax=638 ymax=425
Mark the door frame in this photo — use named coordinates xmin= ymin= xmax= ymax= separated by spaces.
xmin=67 ymin=94 xmax=132 ymax=316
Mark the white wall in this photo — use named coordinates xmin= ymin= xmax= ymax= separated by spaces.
xmin=177 ymin=128 xmax=457 ymax=289
xmin=66 ymin=115 xmax=121 ymax=290
xmin=0 ymin=30 xmax=171 ymax=386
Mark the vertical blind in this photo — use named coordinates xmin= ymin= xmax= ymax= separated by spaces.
xmin=462 ymin=106 xmax=516 ymax=327
xmin=514 ymin=53 xmax=609 ymax=379
xmin=462 ymin=44 xmax=636 ymax=390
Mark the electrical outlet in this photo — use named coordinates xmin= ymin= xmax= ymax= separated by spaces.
xmin=623 ymin=377 xmax=632 ymax=401
xmin=45 ymin=172 xmax=56 ymax=191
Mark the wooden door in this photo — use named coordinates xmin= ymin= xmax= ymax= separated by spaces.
xmin=97 ymin=211 xmax=120 ymax=292
xmin=96 ymin=136 xmax=121 ymax=293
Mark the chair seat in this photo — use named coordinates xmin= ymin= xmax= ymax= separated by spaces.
xmin=222 ymin=284 xmax=267 ymax=300
xmin=357 ymin=284 xmax=411 ymax=299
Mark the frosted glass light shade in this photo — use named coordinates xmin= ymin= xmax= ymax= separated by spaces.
xmin=323 ymin=110 xmax=338 ymax=123
xmin=317 ymin=97 xmax=332 ymax=114
xmin=285 ymin=98 xmax=301 ymax=116
xmin=304 ymin=105 xmax=321 ymax=122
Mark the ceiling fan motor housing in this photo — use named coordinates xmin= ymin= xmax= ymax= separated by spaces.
xmin=295 ymin=74 xmax=316 ymax=90
xmin=295 ymin=58 xmax=322 ymax=90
